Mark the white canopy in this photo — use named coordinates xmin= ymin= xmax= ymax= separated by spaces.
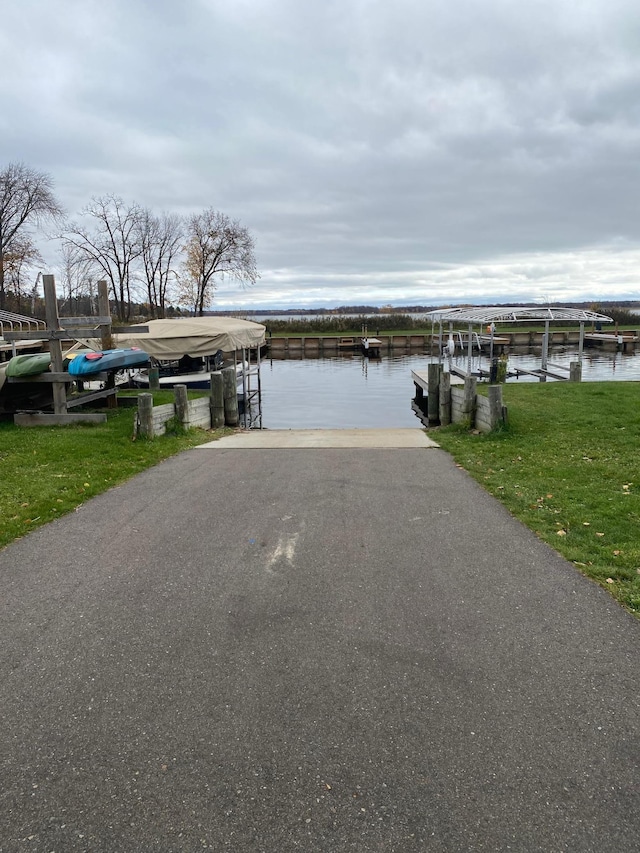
xmin=115 ymin=317 xmax=266 ymax=360
xmin=426 ymin=306 xmax=613 ymax=324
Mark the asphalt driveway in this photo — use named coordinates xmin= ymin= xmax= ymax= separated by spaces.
xmin=0 ymin=438 xmax=638 ymax=851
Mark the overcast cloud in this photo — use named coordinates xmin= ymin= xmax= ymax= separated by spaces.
xmin=2 ymin=0 xmax=640 ymax=309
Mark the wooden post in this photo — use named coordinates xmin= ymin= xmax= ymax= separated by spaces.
xmin=97 ymin=280 xmax=117 ymax=407
xmin=222 ymin=366 xmax=239 ymax=426
xmin=148 ymin=367 xmax=160 ymax=390
xmin=174 ymin=384 xmax=188 ymax=428
xmin=569 ymin=361 xmax=582 ymax=382
xmin=488 ymin=385 xmax=503 ymax=428
xmin=578 ymin=322 xmax=585 ymax=362
xmin=541 ymin=320 xmax=550 ymax=372
xmin=439 ymin=371 xmax=451 ymax=426
xmin=97 ymin=281 xmax=114 ymax=350
xmin=427 ymin=363 xmax=441 ymax=424
xmin=210 ymin=371 xmax=225 ymax=428
xmin=463 ymin=375 xmax=477 ymax=426
xmin=138 ymin=393 xmax=154 ymax=438
xmin=43 ymin=275 xmax=67 ymax=415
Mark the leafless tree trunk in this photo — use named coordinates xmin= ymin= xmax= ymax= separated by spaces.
xmin=59 ymin=242 xmax=96 ymax=315
xmin=182 ymin=209 xmax=259 ymax=315
xmin=138 ymin=210 xmax=183 ymax=319
xmin=62 ymin=195 xmax=143 ymax=322
xmin=0 ymin=162 xmax=64 ymax=310
xmin=2 ymin=236 xmax=44 ymax=313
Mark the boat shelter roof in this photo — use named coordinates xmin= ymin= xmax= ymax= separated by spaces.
xmin=426 ymin=306 xmax=613 ymax=324
xmin=115 ymin=317 xmax=266 ymax=360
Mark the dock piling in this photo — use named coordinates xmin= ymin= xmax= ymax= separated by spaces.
xmin=174 ymin=384 xmax=189 ymax=428
xmin=138 ymin=393 xmax=154 ymax=438
xmin=463 ymin=376 xmax=477 ymax=423
xmin=488 ymin=385 xmax=503 ymax=426
xmin=427 ymin=363 xmax=441 ymax=424
xmin=439 ymin=371 xmax=451 ymax=426
xmin=222 ymin=366 xmax=239 ymax=427
xmin=209 ymin=371 xmax=225 ymax=428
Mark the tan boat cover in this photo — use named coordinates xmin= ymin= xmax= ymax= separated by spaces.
xmin=115 ymin=317 xmax=266 ymax=360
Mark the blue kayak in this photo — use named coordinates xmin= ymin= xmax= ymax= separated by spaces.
xmin=67 ymin=348 xmax=150 ymax=376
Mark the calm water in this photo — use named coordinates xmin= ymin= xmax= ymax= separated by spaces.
xmin=259 ymin=348 xmax=640 ymax=429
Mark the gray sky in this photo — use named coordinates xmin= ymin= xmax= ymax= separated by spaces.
xmin=3 ymin=0 xmax=640 ymax=309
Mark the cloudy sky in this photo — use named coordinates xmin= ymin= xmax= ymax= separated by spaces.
xmin=2 ymin=0 xmax=640 ymax=310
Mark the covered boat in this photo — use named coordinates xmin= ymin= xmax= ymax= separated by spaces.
xmin=115 ymin=317 xmax=266 ymax=360
xmin=115 ymin=316 xmax=265 ymax=428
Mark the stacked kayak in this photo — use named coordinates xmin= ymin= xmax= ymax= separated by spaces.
xmin=67 ymin=348 xmax=150 ymax=376
xmin=5 ymin=353 xmax=52 ymax=377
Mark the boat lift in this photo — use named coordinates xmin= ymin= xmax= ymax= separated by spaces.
xmin=426 ymin=306 xmax=615 ymax=381
xmin=0 ymin=310 xmax=47 ymax=358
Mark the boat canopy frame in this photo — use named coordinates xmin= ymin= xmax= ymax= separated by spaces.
xmin=426 ymin=305 xmax=615 ymax=378
xmin=426 ymin=306 xmax=614 ymax=325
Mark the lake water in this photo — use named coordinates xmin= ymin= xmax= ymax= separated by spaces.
xmin=259 ymin=347 xmax=640 ymax=429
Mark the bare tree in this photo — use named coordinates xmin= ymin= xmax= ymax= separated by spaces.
xmin=0 ymin=162 xmax=64 ymax=310
xmin=176 ymin=274 xmax=200 ymax=316
xmin=2 ymin=236 xmax=44 ymax=313
xmin=182 ymin=209 xmax=259 ymax=315
xmin=138 ymin=209 xmax=183 ymax=318
xmin=59 ymin=242 xmax=96 ymax=315
xmin=62 ymin=195 xmax=143 ymax=322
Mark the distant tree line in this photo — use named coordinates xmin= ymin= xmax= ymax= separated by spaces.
xmin=251 ymin=304 xmax=441 ymax=316
xmin=263 ymin=314 xmax=424 ymax=334
xmin=588 ymin=303 xmax=637 ymax=327
xmin=0 ymin=162 xmax=259 ymax=321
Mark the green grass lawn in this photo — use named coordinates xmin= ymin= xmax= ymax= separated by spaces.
xmin=435 ymin=381 xmax=640 ymax=616
xmin=0 ymin=392 xmax=226 ymax=551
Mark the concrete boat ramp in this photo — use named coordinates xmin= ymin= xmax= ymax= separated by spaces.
xmin=198 ymin=427 xmax=438 ymax=448
xmin=0 ymin=435 xmax=638 ymax=851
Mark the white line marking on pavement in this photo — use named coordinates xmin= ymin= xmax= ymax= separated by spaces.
xmin=266 ymin=533 xmax=300 ymax=572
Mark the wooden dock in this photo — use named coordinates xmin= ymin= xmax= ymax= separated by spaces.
xmin=510 ymin=366 xmax=570 ymax=381
xmin=412 ymin=368 xmax=464 ymax=391
xmin=421 ymin=363 xmax=573 ymax=383
xmin=361 ymin=337 xmax=382 ymax=356
xmin=584 ymin=332 xmax=638 ymax=351
xmin=0 ymin=337 xmax=47 ymax=357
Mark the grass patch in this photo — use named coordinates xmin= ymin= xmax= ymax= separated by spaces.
xmin=435 ymin=382 xmax=640 ymax=617
xmin=0 ymin=395 xmax=229 ymax=551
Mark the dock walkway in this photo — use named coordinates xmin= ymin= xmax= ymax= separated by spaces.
xmin=0 ymin=437 xmax=638 ymax=850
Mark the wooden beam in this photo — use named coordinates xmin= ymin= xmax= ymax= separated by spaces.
xmin=7 ymin=372 xmax=108 ymax=383
xmin=59 ymin=316 xmax=112 ymax=326
xmin=43 ymin=275 xmax=67 ymax=416
xmin=7 ymin=326 xmax=154 ymax=339
xmin=4 ymin=326 xmax=148 ymax=340
xmin=97 ymin=281 xmax=113 ymax=350
xmin=66 ymin=387 xmax=118 ymax=408
xmin=14 ymin=413 xmax=107 ymax=426
xmin=4 ymin=330 xmax=58 ymax=341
